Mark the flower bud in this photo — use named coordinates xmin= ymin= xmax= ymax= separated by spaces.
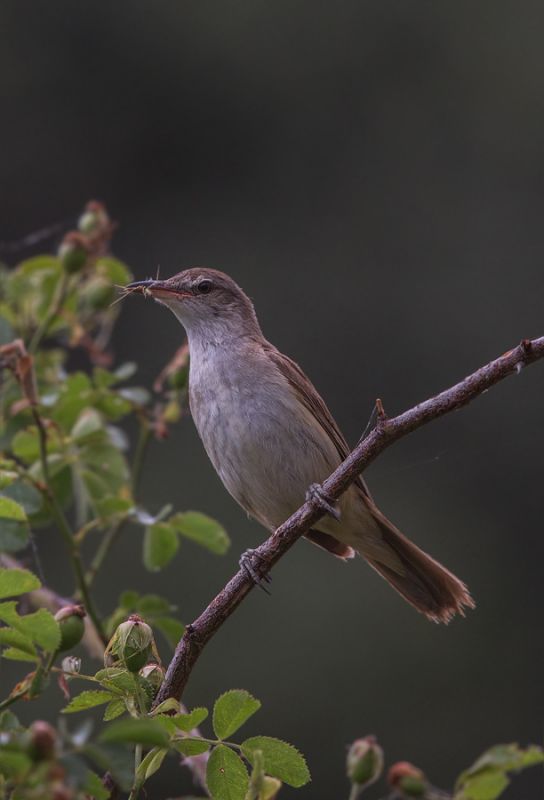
xmin=139 ymin=662 xmax=165 ymax=691
xmin=347 ymin=736 xmax=383 ymax=789
xmin=387 ymin=762 xmax=427 ymax=797
xmin=78 ymin=200 xmax=110 ymax=235
xmin=261 ymin=776 xmax=282 ymax=799
xmin=54 ymin=605 xmax=86 ymax=652
xmin=109 ymin=614 xmax=154 ymax=672
xmin=28 ymin=720 xmax=57 ymax=761
xmin=58 ymin=232 xmax=88 ymax=274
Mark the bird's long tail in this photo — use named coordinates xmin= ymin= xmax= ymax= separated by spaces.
xmin=355 ymin=502 xmax=475 ymax=624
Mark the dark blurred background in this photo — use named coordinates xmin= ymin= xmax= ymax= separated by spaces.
xmin=1 ymin=1 xmax=543 ymax=797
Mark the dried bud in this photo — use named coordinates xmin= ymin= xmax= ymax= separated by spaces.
xmin=28 ymin=720 xmax=57 ymax=761
xmin=61 ymin=655 xmax=81 ymax=677
xmin=58 ymin=232 xmax=88 ymax=274
xmin=347 ymin=736 xmax=384 ymax=789
xmin=109 ymin=614 xmax=154 ymax=672
xmin=139 ymin=662 xmax=165 ymax=691
xmin=388 ymin=762 xmax=427 ymax=797
xmin=54 ymin=605 xmax=86 ymax=652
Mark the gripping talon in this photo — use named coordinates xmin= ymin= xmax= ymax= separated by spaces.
xmin=306 ymin=483 xmax=341 ymax=521
xmin=239 ymin=548 xmax=272 ymax=593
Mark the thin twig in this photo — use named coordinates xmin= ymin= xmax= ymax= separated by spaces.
xmin=155 ymin=336 xmax=544 ymax=705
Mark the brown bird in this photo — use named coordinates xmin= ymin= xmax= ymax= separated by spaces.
xmin=127 ymin=268 xmax=474 ymax=623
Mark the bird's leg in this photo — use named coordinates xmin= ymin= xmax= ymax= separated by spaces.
xmin=239 ymin=548 xmax=272 ymax=593
xmin=306 ymin=483 xmax=341 ymax=521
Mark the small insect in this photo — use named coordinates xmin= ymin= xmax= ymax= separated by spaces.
xmin=110 ymin=277 xmax=155 ymax=308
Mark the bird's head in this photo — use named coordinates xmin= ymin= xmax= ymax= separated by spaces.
xmin=126 ymin=268 xmax=261 ymax=343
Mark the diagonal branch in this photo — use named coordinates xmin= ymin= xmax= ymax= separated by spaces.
xmin=155 ymin=336 xmax=544 ymax=706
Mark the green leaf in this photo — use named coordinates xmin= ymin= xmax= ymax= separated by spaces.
xmin=136 ymin=747 xmax=168 ymax=784
xmin=71 ymin=408 xmax=104 ymax=440
xmin=103 ymin=699 xmax=126 ymax=721
xmin=207 ymin=744 xmax=249 ymax=800
xmin=100 ymin=717 xmax=170 ymax=748
xmin=62 ymin=690 xmax=116 ymax=714
xmin=0 ymin=519 xmax=29 ymax=552
xmin=83 ymin=743 xmax=134 ymax=792
xmin=457 ymin=770 xmax=510 ymax=800
xmin=0 ymin=749 xmax=32 ymax=778
xmin=83 ymin=770 xmax=110 ymax=800
xmin=2 ymin=647 xmax=39 ymax=662
xmin=170 ymin=511 xmax=230 ymax=554
xmin=0 ymin=627 xmax=37 ymax=656
xmin=172 ymin=707 xmax=209 ymax=732
xmin=173 ymin=737 xmax=211 ymax=756
xmin=0 ymin=603 xmax=60 ymax=652
xmin=0 ymin=469 xmax=18 ymax=489
xmin=0 ymin=567 xmax=40 ymax=598
xmin=150 ymin=698 xmax=180 ymax=716
xmin=143 ymin=522 xmax=179 ymax=571
xmin=0 ymin=496 xmax=27 ymax=521
xmin=2 ymin=481 xmax=43 ymax=515
xmin=213 ymin=690 xmax=261 ymax=740
xmin=241 ymin=737 xmax=310 ymax=788
xmin=0 ymin=710 xmax=21 ymax=731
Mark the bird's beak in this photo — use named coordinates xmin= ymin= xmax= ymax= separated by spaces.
xmin=126 ymin=280 xmax=191 ymax=299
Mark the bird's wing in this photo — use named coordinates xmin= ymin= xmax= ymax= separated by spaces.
xmin=263 ymin=342 xmax=371 ymax=499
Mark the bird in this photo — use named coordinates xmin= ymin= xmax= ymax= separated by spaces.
xmin=126 ymin=268 xmax=474 ymax=623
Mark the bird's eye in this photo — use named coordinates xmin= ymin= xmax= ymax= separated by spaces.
xmin=196 ymin=279 xmax=213 ymax=295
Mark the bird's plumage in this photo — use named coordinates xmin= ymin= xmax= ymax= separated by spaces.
xmin=128 ymin=268 xmax=474 ymax=623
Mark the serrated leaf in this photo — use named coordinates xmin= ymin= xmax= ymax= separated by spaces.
xmin=0 ymin=567 xmax=40 ymax=599
xmin=2 ymin=646 xmax=38 ymax=662
xmin=2 ymin=481 xmax=43 ymax=515
xmin=172 ymin=707 xmax=209 ymax=732
xmin=103 ymin=699 xmax=126 ymax=721
xmin=150 ymin=698 xmax=179 ymax=716
xmin=241 ymin=737 xmax=310 ymax=788
xmin=0 ymin=627 xmax=37 ymax=656
xmin=0 ymin=496 xmax=27 ymax=521
xmin=207 ymin=744 xmax=249 ymax=800
xmin=62 ymin=690 xmax=116 ymax=713
xmin=173 ymin=737 xmax=211 ymax=756
xmin=0 ymin=603 xmax=60 ymax=652
xmin=100 ymin=717 xmax=170 ymax=747
xmin=143 ymin=522 xmax=179 ymax=571
xmin=170 ymin=511 xmax=230 ymax=554
xmin=213 ymin=690 xmax=261 ymax=740
xmin=0 ymin=749 xmax=32 ymax=777
xmin=83 ymin=743 xmax=134 ymax=791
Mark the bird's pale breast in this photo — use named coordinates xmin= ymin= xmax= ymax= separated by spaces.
xmin=188 ymin=342 xmax=342 ymax=530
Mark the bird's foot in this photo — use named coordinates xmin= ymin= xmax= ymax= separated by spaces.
xmin=306 ymin=483 xmax=341 ymax=521
xmin=239 ymin=548 xmax=272 ymax=594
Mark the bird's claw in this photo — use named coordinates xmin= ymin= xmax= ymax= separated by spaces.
xmin=239 ymin=548 xmax=272 ymax=594
xmin=306 ymin=483 xmax=341 ymax=521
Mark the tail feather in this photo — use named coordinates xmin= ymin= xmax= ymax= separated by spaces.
xmin=357 ymin=503 xmax=475 ymax=624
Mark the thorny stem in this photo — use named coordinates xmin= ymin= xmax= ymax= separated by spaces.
xmin=30 ymin=406 xmax=106 ymax=643
xmin=155 ymin=335 xmax=544 ymax=706
xmin=86 ymin=418 xmax=151 ymax=587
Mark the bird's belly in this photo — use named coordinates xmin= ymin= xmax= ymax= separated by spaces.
xmin=191 ymin=380 xmax=340 ymax=529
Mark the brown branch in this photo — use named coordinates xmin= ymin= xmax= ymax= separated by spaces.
xmin=155 ymin=336 xmax=544 ymax=706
